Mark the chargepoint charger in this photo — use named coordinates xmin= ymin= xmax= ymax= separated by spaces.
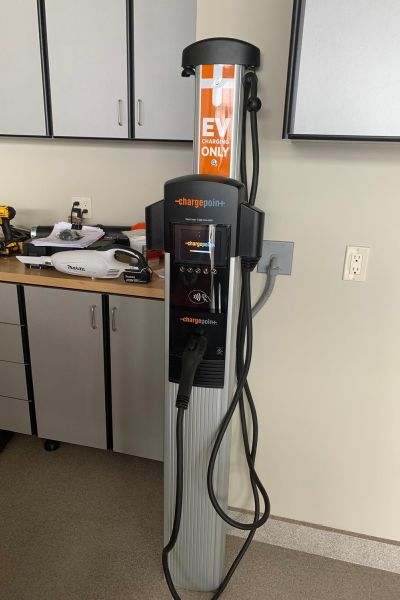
xmin=146 ymin=37 xmax=270 ymax=598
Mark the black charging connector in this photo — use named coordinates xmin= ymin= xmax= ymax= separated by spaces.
xmin=176 ymin=334 xmax=208 ymax=409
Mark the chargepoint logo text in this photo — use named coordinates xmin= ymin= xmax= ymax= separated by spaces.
xmin=179 ymin=316 xmax=217 ymax=326
xmin=175 ymin=197 xmax=226 ymax=208
xmin=185 ymin=240 xmax=215 ymax=249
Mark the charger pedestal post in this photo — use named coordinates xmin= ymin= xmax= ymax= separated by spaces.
xmin=146 ymin=38 xmax=261 ymax=592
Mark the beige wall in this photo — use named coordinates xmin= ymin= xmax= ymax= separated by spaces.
xmin=198 ymin=0 xmax=400 ymax=541
xmin=0 ymin=139 xmax=192 ymax=226
xmin=0 ymin=0 xmax=399 ymax=542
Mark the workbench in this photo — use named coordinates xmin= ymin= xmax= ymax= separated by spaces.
xmin=0 ymin=256 xmax=165 ymax=460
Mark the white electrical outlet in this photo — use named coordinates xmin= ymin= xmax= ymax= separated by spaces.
xmin=72 ymin=196 xmax=92 ymax=219
xmin=343 ymin=246 xmax=370 ymax=282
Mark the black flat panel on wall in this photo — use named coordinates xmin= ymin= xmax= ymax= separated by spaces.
xmin=283 ymin=0 xmax=400 ymax=142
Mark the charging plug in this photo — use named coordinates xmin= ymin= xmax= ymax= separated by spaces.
xmin=176 ymin=334 xmax=207 ymax=410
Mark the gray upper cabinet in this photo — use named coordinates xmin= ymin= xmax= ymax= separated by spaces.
xmin=133 ymin=0 xmax=196 ymax=140
xmin=45 ymin=0 xmax=129 ymax=138
xmin=0 ymin=0 xmax=46 ymax=136
xmin=0 ymin=0 xmax=196 ymax=140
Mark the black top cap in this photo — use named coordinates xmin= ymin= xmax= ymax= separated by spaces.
xmin=182 ymin=37 xmax=260 ymax=69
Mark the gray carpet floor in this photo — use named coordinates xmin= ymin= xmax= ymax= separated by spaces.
xmin=1 ymin=434 xmax=399 ymax=600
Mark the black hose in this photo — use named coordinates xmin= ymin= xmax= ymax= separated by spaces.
xmin=248 ymin=74 xmax=261 ymax=207
xmin=207 ymin=268 xmax=270 ymax=532
xmin=162 ymin=408 xmax=185 ymax=600
xmin=206 ymin=73 xmax=268 ymax=596
xmin=240 ymin=81 xmax=250 ymax=202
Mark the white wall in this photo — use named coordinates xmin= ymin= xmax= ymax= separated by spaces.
xmin=1 ymin=0 xmax=399 ymax=542
xmin=198 ymin=0 xmax=400 ymax=541
xmin=0 ymin=139 xmax=192 ymax=227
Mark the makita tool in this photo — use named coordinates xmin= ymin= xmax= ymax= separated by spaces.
xmin=18 ymin=247 xmax=152 ymax=283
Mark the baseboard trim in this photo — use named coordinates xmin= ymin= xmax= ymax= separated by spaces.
xmin=227 ymin=510 xmax=400 ymax=574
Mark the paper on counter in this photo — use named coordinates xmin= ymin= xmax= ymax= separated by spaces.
xmin=31 ymin=222 xmax=104 ymax=248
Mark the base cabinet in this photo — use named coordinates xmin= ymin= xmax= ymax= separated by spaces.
xmin=25 ymin=287 xmax=107 ymax=449
xmin=2 ymin=283 xmax=165 ymax=459
xmin=110 ymin=296 xmax=164 ymax=461
xmin=0 ymin=283 xmax=32 ymax=435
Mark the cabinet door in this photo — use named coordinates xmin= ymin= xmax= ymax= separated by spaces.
xmin=0 ymin=283 xmax=20 ymax=324
xmin=133 ymin=0 xmax=196 ymax=140
xmin=110 ymin=296 xmax=164 ymax=460
xmin=25 ymin=287 xmax=106 ymax=449
xmin=45 ymin=0 xmax=129 ymax=138
xmin=0 ymin=0 xmax=46 ymax=135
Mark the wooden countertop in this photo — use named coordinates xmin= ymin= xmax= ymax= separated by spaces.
xmin=0 ymin=256 xmax=165 ymax=300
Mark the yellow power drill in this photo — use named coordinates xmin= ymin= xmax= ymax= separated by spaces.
xmin=0 ymin=206 xmax=19 ymax=256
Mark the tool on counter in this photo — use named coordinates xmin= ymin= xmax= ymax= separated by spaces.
xmin=58 ymin=229 xmax=83 ymax=241
xmin=69 ymin=200 xmax=88 ymax=229
xmin=17 ymin=246 xmax=152 ymax=283
xmin=123 ymin=221 xmax=163 ymax=269
xmin=24 ymin=224 xmax=130 ymax=258
xmin=0 ymin=205 xmax=29 ymax=255
xmin=30 ymin=224 xmax=131 ymax=241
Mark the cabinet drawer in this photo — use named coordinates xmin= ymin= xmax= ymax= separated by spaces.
xmin=0 ymin=361 xmax=27 ymax=400
xmin=0 ymin=323 xmax=24 ymax=363
xmin=0 ymin=396 xmax=31 ymax=435
xmin=0 ymin=283 xmax=20 ymax=324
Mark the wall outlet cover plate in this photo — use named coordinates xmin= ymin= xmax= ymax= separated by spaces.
xmin=257 ymin=240 xmax=294 ymax=275
xmin=343 ymin=245 xmax=370 ymax=282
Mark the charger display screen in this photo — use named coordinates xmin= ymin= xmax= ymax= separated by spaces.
xmin=173 ymin=224 xmax=229 ymax=266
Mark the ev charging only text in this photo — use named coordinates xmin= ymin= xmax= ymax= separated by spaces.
xmin=201 ymin=117 xmax=231 ymax=158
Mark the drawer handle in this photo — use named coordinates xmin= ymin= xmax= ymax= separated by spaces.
xmin=90 ymin=305 xmax=98 ymax=330
xmin=118 ymin=99 xmax=123 ymax=126
xmin=111 ymin=307 xmax=117 ymax=332
xmin=137 ymin=99 xmax=143 ymax=126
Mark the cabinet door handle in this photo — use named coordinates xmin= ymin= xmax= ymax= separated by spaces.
xmin=118 ymin=99 xmax=123 ymax=126
xmin=137 ymin=99 xmax=143 ymax=126
xmin=90 ymin=305 xmax=98 ymax=330
xmin=111 ymin=307 xmax=117 ymax=332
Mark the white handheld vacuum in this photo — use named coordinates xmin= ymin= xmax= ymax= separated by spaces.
xmin=18 ymin=247 xmax=152 ymax=283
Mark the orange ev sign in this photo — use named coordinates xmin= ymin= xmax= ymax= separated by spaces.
xmin=198 ymin=64 xmax=235 ymax=177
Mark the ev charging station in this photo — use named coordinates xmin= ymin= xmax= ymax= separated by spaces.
xmin=146 ymin=38 xmax=270 ymax=598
